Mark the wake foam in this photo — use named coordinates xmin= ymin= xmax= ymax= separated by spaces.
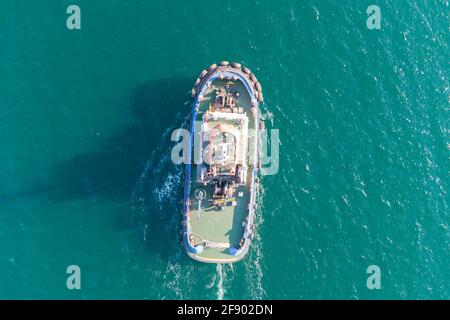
xmin=206 ymin=264 xmax=236 ymax=300
xmin=244 ymin=184 xmax=266 ymax=299
xmin=128 ymin=106 xmax=191 ymax=299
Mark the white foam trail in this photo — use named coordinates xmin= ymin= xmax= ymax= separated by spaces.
xmin=206 ymin=264 xmax=232 ymax=300
xmin=227 ymin=263 xmax=235 ymax=281
xmin=152 ymin=170 xmax=182 ymax=208
xmin=130 ymin=109 xmax=189 ymax=215
xmin=245 ymin=237 xmax=265 ymax=299
xmin=206 ymin=270 xmax=217 ymax=289
xmin=162 ymin=259 xmax=182 ymax=299
xmin=244 ymin=184 xmax=266 ymax=299
xmin=132 ymin=108 xmax=189 ymax=184
xmin=143 ymin=224 xmax=148 ymax=242
xmin=216 ymin=264 xmax=225 ymax=300
xmin=127 ymin=107 xmax=192 ymax=299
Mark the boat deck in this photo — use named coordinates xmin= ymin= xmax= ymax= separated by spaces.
xmin=189 ymin=166 xmax=250 ymax=248
xmin=186 ymin=76 xmax=255 ymax=262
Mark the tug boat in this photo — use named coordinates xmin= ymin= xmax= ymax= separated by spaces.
xmin=182 ymin=61 xmax=264 ymax=263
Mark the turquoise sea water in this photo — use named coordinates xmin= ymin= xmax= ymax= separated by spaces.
xmin=0 ymin=0 xmax=449 ymax=299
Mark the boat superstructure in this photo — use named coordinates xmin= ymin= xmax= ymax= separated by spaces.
xmin=182 ymin=61 xmax=264 ymax=263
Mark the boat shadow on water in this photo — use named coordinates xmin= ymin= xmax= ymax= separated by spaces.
xmin=14 ymin=77 xmax=193 ymax=260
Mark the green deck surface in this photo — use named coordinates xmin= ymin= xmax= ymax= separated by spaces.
xmin=189 ymin=174 xmax=250 ymax=247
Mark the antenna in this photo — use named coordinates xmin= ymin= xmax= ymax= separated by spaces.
xmin=194 ymin=188 xmax=207 ymax=219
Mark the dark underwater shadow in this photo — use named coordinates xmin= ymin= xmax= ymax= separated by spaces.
xmin=13 ymin=78 xmax=193 ymax=260
xmin=18 ymin=78 xmax=191 ymax=201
